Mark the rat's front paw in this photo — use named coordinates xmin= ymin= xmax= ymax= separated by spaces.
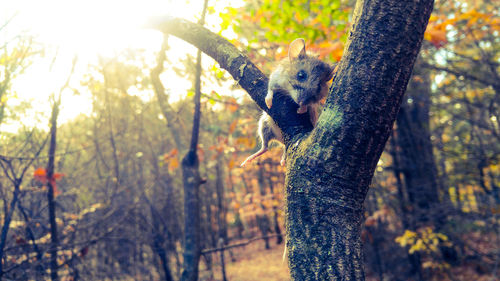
xmin=297 ymin=105 xmax=308 ymax=114
xmin=265 ymin=95 xmax=273 ymax=109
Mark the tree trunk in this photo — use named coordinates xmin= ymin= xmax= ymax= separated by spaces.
xmin=215 ymin=159 xmax=228 ymax=242
xmin=180 ymin=1 xmax=209 ymax=280
xmin=284 ymin=1 xmax=434 ymax=279
xmin=265 ymin=160 xmax=283 ymax=245
xmin=257 ymin=164 xmax=270 ymax=249
xmin=46 ymin=96 xmax=60 ymax=281
xmin=180 ymin=0 xmax=207 ymax=275
xmin=394 ymin=60 xmax=441 ymax=221
xmin=0 ymin=179 xmax=21 ymax=279
xmin=45 ymin=56 xmax=75 ymax=280
xmin=180 ymin=49 xmax=203 ymax=281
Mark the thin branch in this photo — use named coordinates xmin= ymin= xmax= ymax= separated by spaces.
xmin=422 ymin=62 xmax=500 ymax=89
xmin=201 ymin=234 xmax=282 ymax=254
xmin=151 ymin=34 xmax=186 ymax=151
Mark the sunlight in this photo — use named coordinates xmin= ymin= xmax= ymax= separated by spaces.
xmin=2 ymin=0 xmax=228 ymax=133
xmin=8 ymin=0 xmax=180 ymax=55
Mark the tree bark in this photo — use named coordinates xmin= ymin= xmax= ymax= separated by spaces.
xmin=150 ymin=0 xmax=434 ymax=279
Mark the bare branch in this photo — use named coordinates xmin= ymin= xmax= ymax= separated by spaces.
xmin=201 ymin=234 xmax=282 ymax=254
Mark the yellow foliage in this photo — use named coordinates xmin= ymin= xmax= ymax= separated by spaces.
xmin=422 ymin=261 xmax=450 ymax=270
xmin=395 ymin=230 xmax=417 ymax=247
xmin=9 ymin=220 xmax=25 ymax=229
xmin=396 ymin=227 xmax=450 ymax=255
xmin=448 ymin=187 xmax=458 ymax=205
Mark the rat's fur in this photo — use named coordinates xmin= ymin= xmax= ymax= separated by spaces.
xmin=241 ymin=39 xmax=334 ymax=167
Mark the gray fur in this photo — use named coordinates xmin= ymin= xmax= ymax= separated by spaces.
xmin=241 ymin=38 xmax=334 ymax=167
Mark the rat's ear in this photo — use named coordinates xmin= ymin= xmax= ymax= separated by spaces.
xmin=288 ymin=38 xmax=306 ymax=61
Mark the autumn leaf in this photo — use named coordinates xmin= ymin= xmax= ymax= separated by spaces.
xmin=424 ymin=24 xmax=447 ymax=49
xmin=294 ymin=11 xmax=302 ymax=22
xmin=227 ymin=97 xmax=239 ymax=113
xmin=232 ymin=201 xmax=241 ymax=209
xmin=413 ymin=76 xmax=424 ymax=83
xmin=168 ymin=157 xmax=179 ymax=172
xmin=162 ymin=148 xmax=180 ymax=172
xmin=64 ymin=213 xmax=79 ymax=220
xmin=228 ymin=119 xmax=238 ymax=134
xmin=163 ymin=148 xmax=178 ymax=161
xmin=34 ymin=168 xmax=63 ymax=196
xmin=34 ymin=168 xmax=47 ymax=183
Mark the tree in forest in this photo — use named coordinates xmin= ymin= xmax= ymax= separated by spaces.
xmin=148 ymin=0 xmax=435 ymax=279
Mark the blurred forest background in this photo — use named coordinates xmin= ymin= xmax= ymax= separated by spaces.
xmin=0 ymin=0 xmax=499 ymax=280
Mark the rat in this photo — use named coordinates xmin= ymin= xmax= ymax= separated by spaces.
xmin=241 ymin=38 xmax=334 ymax=167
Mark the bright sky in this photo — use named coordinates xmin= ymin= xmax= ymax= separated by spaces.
xmin=1 ymin=0 xmax=242 ymax=133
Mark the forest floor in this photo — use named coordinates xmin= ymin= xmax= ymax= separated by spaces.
xmin=199 ymin=237 xmax=290 ymax=281
xmin=196 ymin=231 xmax=498 ymax=281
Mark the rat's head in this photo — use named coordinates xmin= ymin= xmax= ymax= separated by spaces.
xmin=287 ymin=38 xmax=334 ymax=107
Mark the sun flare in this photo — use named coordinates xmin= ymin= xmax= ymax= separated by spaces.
xmin=7 ymin=0 xmax=185 ymax=55
xmin=2 ymin=0 xmax=230 ymax=132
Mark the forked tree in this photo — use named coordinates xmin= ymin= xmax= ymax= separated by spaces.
xmin=149 ymin=0 xmax=434 ymax=279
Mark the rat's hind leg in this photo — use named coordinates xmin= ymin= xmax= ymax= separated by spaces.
xmin=241 ymin=114 xmax=277 ymax=167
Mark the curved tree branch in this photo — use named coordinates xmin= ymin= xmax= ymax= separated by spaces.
xmin=147 ymin=17 xmax=313 ymax=143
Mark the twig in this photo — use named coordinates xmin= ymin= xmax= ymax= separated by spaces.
xmin=201 ymin=234 xmax=282 ymax=254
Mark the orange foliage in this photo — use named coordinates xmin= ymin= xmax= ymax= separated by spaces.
xmin=163 ymin=149 xmax=180 ymax=172
xmin=33 ymin=167 xmax=63 ymax=196
xmin=425 ymin=9 xmax=500 ymax=49
xmin=226 ymin=97 xmax=239 ymax=113
xmin=424 ymin=24 xmax=447 ymax=49
xmin=313 ymin=41 xmax=344 ymax=61
xmin=228 ymin=119 xmax=238 ymax=134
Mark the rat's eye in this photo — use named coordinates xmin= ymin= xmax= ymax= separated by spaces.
xmin=296 ymin=70 xmax=308 ymax=82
